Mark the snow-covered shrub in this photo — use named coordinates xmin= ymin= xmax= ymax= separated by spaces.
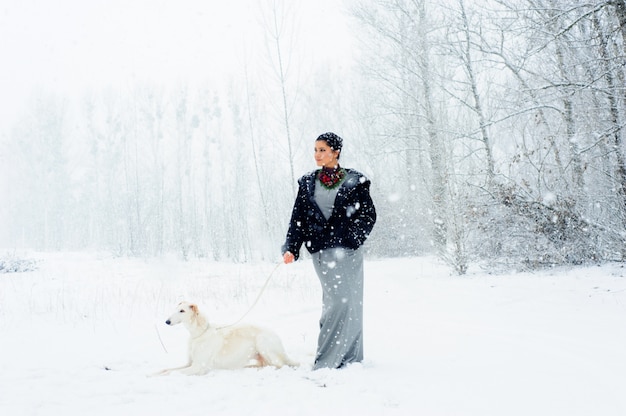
xmin=0 ymin=254 xmax=39 ymax=273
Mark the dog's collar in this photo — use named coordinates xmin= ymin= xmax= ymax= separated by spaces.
xmin=192 ymin=323 xmax=212 ymax=339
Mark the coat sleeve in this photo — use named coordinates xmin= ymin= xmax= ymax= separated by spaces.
xmin=345 ymin=179 xmax=377 ymax=249
xmin=281 ymin=180 xmax=308 ymax=261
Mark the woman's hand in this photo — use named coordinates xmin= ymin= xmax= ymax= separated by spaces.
xmin=283 ymin=251 xmax=295 ymax=264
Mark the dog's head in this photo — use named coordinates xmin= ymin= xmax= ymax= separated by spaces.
xmin=165 ymin=301 xmax=199 ymax=326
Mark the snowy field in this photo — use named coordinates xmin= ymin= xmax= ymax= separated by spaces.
xmin=1 ymin=252 xmax=625 ymax=416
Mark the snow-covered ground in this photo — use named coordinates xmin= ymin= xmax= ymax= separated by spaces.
xmin=1 ymin=252 xmax=625 ymax=416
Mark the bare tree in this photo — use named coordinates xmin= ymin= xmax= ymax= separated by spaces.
xmin=243 ymin=58 xmax=272 ymax=237
xmin=446 ymin=0 xmax=496 ymax=181
xmin=261 ymin=0 xmax=300 ymax=197
xmin=591 ymin=7 xmax=626 ymax=225
xmin=351 ymin=0 xmax=455 ymax=260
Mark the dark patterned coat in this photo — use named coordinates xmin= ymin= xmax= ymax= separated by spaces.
xmin=282 ymin=168 xmax=376 ymax=261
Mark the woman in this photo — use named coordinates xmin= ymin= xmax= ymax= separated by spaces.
xmin=282 ymin=132 xmax=376 ymax=370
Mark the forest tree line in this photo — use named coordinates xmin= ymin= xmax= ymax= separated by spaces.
xmin=2 ymin=0 xmax=625 ymax=273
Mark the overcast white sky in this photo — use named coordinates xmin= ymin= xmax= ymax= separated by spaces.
xmin=0 ymin=0 xmax=354 ymax=128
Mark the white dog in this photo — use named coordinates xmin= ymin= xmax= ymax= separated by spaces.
xmin=153 ymin=301 xmax=297 ymax=376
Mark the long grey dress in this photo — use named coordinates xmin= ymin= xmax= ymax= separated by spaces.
xmin=312 ymin=184 xmax=364 ymax=369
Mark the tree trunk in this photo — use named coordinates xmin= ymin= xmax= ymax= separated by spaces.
xmin=593 ymin=11 xmax=626 ymax=227
xmin=458 ymin=0 xmax=495 ymax=181
xmin=417 ymin=1 xmax=449 ymax=259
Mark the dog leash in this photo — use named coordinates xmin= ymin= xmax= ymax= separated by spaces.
xmin=217 ymin=261 xmax=283 ymax=329
xmin=154 ymin=261 xmax=284 ymax=353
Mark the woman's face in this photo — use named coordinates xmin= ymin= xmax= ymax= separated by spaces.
xmin=314 ymin=140 xmax=340 ymax=169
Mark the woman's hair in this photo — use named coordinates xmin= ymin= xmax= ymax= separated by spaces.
xmin=316 ymin=132 xmax=343 ymax=153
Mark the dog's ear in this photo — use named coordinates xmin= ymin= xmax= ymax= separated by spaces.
xmin=189 ymin=303 xmax=199 ymax=315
